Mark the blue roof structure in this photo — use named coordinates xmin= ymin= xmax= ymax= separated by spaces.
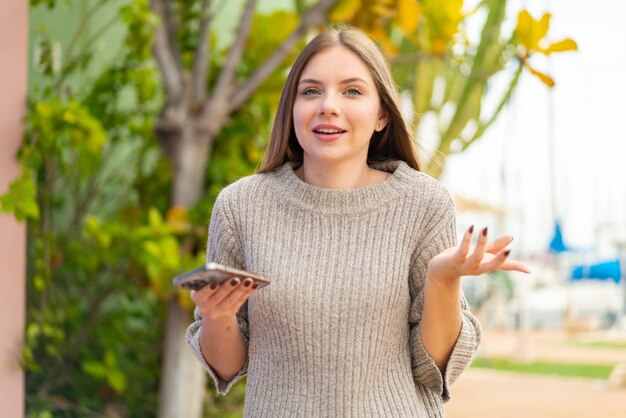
xmin=548 ymin=220 xmax=570 ymax=253
xmin=570 ymin=259 xmax=622 ymax=284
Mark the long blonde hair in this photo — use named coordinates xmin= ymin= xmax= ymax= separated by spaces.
xmin=257 ymin=25 xmax=420 ymax=173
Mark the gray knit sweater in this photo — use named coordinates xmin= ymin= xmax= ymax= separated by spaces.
xmin=187 ymin=159 xmax=481 ymax=417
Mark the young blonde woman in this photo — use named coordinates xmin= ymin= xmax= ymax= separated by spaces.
xmin=187 ymin=26 xmax=530 ymax=417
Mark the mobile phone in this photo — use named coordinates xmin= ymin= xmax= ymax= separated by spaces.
xmin=173 ymin=262 xmax=270 ymax=291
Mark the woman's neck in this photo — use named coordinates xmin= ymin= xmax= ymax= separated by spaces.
xmin=294 ymin=159 xmax=389 ymax=190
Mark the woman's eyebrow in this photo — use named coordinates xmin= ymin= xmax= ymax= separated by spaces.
xmin=340 ymin=77 xmax=369 ymax=85
xmin=299 ymin=78 xmax=321 ymax=85
xmin=298 ymin=77 xmax=369 ymax=85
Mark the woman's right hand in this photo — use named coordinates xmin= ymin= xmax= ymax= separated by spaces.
xmin=190 ymin=277 xmax=259 ymax=322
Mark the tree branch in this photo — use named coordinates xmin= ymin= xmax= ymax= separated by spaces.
xmin=55 ymin=11 xmax=120 ymax=93
xmin=163 ymin=0 xmax=182 ymax=67
xmin=229 ymin=0 xmax=338 ymax=111
xmin=151 ymin=0 xmax=183 ymax=102
xmin=192 ymin=0 xmax=211 ymax=102
xmin=64 ymin=0 xmax=110 ymax=61
xmin=206 ymin=0 xmax=258 ymax=114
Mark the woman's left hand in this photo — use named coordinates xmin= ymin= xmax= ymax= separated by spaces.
xmin=427 ymin=225 xmax=531 ymax=283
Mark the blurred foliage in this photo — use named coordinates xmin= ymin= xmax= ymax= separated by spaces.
xmin=2 ymin=0 xmax=289 ymax=416
xmin=15 ymin=0 xmax=168 ymax=415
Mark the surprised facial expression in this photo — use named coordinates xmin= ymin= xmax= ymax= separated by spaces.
xmin=292 ymin=46 xmax=388 ymax=165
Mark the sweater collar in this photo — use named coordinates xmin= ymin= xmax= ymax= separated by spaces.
xmin=269 ymin=159 xmax=416 ymax=215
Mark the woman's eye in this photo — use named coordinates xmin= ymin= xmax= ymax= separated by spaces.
xmin=302 ymin=88 xmax=320 ymax=96
xmin=345 ymin=87 xmax=362 ymax=96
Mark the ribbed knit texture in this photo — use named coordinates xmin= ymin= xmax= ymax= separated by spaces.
xmin=186 ymin=159 xmax=482 ymax=417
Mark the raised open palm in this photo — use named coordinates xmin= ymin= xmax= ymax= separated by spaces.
xmin=428 ymin=226 xmax=531 ymax=281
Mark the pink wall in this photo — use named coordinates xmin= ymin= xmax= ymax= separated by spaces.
xmin=0 ymin=1 xmax=28 ymax=416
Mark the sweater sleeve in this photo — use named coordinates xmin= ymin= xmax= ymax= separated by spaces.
xmin=408 ymin=189 xmax=482 ymax=402
xmin=185 ymin=192 xmax=250 ymax=395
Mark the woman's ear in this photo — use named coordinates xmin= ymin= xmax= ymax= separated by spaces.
xmin=375 ymin=111 xmax=389 ymax=132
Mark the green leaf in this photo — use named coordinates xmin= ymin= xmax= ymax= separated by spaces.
xmin=33 ymin=275 xmax=46 ymax=292
xmin=0 ymin=173 xmax=39 ymax=221
xmin=159 ymin=237 xmax=181 ymax=269
xmin=83 ymin=361 xmax=108 ymax=378
xmin=27 ymin=323 xmax=40 ymax=340
xmin=104 ymin=350 xmax=117 ymax=367
xmin=143 ymin=240 xmax=161 ymax=259
xmin=148 ymin=207 xmax=164 ymax=231
xmin=108 ymin=369 xmax=128 ymax=394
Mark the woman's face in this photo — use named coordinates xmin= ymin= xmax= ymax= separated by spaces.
xmin=292 ymin=46 xmax=387 ymax=165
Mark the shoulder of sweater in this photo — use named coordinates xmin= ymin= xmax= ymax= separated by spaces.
xmin=215 ymin=171 xmax=268 ymax=203
xmin=402 ymin=167 xmax=455 ymax=211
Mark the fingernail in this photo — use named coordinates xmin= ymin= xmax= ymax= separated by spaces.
xmin=230 ymin=279 xmax=238 ymax=286
xmin=504 ymin=249 xmax=511 ymax=257
xmin=252 ymin=283 xmax=259 ymax=290
xmin=469 ymin=225 xmax=474 ymax=234
xmin=243 ymin=279 xmax=251 ymax=287
xmin=482 ymin=227 xmax=488 ymax=236
xmin=210 ymin=282 xmax=218 ymax=290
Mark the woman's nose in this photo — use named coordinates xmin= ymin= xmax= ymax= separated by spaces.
xmin=318 ymin=94 xmax=340 ymax=116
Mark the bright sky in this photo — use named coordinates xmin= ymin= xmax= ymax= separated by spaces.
xmin=440 ymin=0 xmax=626 ymax=257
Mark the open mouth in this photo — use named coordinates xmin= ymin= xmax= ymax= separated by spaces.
xmin=313 ymin=128 xmax=346 ymax=135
